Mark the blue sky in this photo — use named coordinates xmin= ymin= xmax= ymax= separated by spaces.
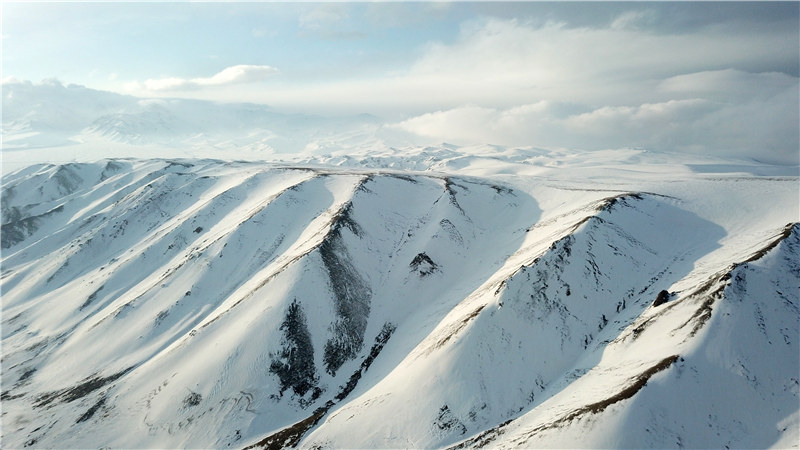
xmin=3 ymin=3 xmax=464 ymax=92
xmin=2 ymin=2 xmax=799 ymax=163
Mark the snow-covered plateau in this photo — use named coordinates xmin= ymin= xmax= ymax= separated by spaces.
xmin=1 ymin=147 xmax=798 ymax=449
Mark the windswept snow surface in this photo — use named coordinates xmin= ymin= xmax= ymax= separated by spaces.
xmin=1 ymin=148 xmax=798 ymax=449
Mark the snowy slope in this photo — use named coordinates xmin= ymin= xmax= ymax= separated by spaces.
xmin=1 ymin=150 xmax=798 ymax=449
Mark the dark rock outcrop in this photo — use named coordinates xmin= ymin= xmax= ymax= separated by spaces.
xmin=410 ymin=252 xmax=438 ymax=276
xmin=270 ymin=300 xmax=319 ymax=399
xmin=653 ymin=290 xmax=671 ymax=307
xmin=320 ymin=210 xmax=372 ymax=377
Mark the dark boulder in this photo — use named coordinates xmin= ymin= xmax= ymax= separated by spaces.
xmin=653 ymin=290 xmax=671 ymax=307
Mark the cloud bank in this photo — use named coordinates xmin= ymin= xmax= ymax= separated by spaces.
xmin=390 ymin=69 xmax=798 ymax=164
xmin=382 ymin=17 xmax=799 ymax=164
xmin=126 ymin=65 xmax=278 ymax=92
xmin=12 ymin=5 xmax=797 ymax=164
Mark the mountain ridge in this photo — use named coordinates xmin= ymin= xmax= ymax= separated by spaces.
xmin=1 ymin=157 xmax=797 ymax=448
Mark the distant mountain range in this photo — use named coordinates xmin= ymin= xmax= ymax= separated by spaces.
xmin=2 ymin=80 xmax=386 ymax=157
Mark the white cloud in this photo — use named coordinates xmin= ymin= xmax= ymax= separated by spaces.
xmin=390 ymin=102 xmax=556 ymax=146
xmin=392 ymin=85 xmax=799 ymax=165
xmin=610 ymin=10 xmax=655 ymax=30
xmin=115 ymin=17 xmax=796 ymax=163
xmin=246 ymin=17 xmax=791 ymax=119
xmin=297 ymin=5 xmax=365 ymax=40
xmin=299 ymin=6 xmax=346 ymax=32
xmin=397 ymin=18 xmax=797 ymax=110
xmin=380 ymin=19 xmax=798 ymax=164
xmin=657 ymin=69 xmax=798 ymax=102
xmin=125 ymin=65 xmax=278 ymax=92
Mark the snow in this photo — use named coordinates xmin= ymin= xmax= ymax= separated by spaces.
xmin=1 ymin=146 xmax=798 ymax=449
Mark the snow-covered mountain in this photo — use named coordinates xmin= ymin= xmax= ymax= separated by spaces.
xmin=1 ymin=149 xmax=798 ymax=448
xmin=2 ymin=80 xmax=385 ymax=170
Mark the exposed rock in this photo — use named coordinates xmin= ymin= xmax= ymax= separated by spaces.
xmin=34 ymin=367 xmax=133 ymax=408
xmin=183 ymin=392 xmax=202 ymax=408
xmin=320 ymin=229 xmax=371 ymax=376
xmin=410 ymin=252 xmax=438 ymax=276
xmin=270 ymin=300 xmax=320 ymax=399
xmin=1 ymin=205 xmax=64 ymax=249
xmin=653 ymin=290 xmax=671 ymax=307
